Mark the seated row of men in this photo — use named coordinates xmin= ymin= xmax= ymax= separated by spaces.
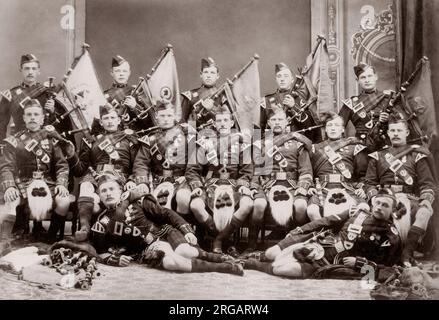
xmin=0 ymin=54 xmax=436 ymax=279
xmin=0 ymin=94 xmax=435 ymax=273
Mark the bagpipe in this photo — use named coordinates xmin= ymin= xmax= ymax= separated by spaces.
xmin=122 ymin=77 xmax=159 ymax=127
xmin=192 ymin=54 xmax=261 ymax=132
xmin=286 ymin=35 xmax=326 ymax=124
xmin=377 ymin=57 xmax=430 ymax=144
xmin=191 ymin=82 xmax=227 ymax=127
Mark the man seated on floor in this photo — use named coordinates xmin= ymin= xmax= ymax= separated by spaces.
xmin=89 ymin=172 xmax=244 ymax=276
xmin=240 ymin=188 xmax=402 ymax=279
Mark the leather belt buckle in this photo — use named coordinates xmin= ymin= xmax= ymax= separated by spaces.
xmin=32 ymin=171 xmax=44 ymax=179
xmin=328 ymin=174 xmax=342 ymax=183
xmin=390 ymin=185 xmax=404 ymax=193
xmin=275 ymin=172 xmax=287 ymax=180
xmin=162 ymin=169 xmax=173 ymax=178
xmin=219 ymin=173 xmax=230 ymax=179
xmin=102 ymin=164 xmax=115 ymax=172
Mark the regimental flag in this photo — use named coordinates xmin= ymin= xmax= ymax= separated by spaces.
xmin=403 ymin=58 xmax=437 ymax=140
xmin=56 ymin=49 xmax=106 ymax=129
xmin=302 ymin=38 xmax=335 ymax=122
xmin=146 ymin=46 xmax=181 ymax=120
xmin=230 ymin=57 xmax=261 ymax=132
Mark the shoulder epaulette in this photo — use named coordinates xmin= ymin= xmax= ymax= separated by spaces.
xmin=4 ymin=136 xmax=18 ymax=148
xmin=354 ymin=144 xmax=367 ymax=156
xmin=181 ymin=91 xmax=192 ymax=101
xmin=79 ymin=137 xmax=91 ymax=150
xmin=368 ymin=151 xmax=379 ymax=160
xmin=415 ymin=153 xmax=427 ymax=163
xmin=1 ymin=90 xmax=12 ymax=102
xmin=342 ymin=97 xmax=352 ymax=106
xmin=138 ymin=135 xmax=150 ymax=145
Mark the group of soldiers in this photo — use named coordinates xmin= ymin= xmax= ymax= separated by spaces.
xmin=0 ymin=53 xmax=436 ymax=280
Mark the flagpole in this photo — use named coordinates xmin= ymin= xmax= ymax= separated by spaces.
xmin=230 ymin=54 xmax=259 ymax=83
xmin=80 ymin=43 xmax=106 ymax=96
xmin=225 ymin=79 xmax=242 ymax=131
xmin=311 ymin=35 xmax=325 ymax=59
xmin=302 ymin=35 xmax=325 ymax=75
xmin=59 ymin=79 xmax=96 ymax=149
xmin=147 ymin=43 xmax=173 ymax=77
xmin=227 ymin=54 xmax=260 ymax=132
xmin=194 ymin=54 xmax=259 ymax=109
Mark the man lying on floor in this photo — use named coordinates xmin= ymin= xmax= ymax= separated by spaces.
xmin=89 ymin=172 xmax=243 ymax=276
xmin=240 ymin=188 xmax=403 ymax=279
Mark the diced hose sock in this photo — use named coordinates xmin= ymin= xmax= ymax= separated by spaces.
xmin=191 ymin=258 xmax=243 ymax=276
xmin=402 ymin=225 xmax=425 ymax=263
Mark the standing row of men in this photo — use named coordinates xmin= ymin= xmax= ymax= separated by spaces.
xmin=0 ymin=53 xmax=436 ymax=278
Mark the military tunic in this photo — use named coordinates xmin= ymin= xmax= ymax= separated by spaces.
xmin=181 ymin=85 xmax=219 ymax=128
xmin=67 ymin=130 xmax=139 ymax=183
xmin=308 ymin=137 xmax=368 ymax=205
xmin=364 ymin=145 xmax=435 ymax=203
xmin=339 ymin=90 xmax=395 ymax=151
xmin=91 ymin=192 xmax=193 ymax=256
xmin=251 ymin=131 xmax=313 ymax=196
xmin=0 ymin=82 xmax=55 ymax=141
xmin=262 ymin=88 xmax=321 ymax=142
xmin=133 ymin=124 xmax=192 ymax=186
xmin=185 ymin=133 xmax=253 ymax=191
xmin=90 ymin=83 xmax=151 ymax=135
xmin=0 ymin=127 xmax=69 ymax=196
xmin=279 ymin=208 xmax=402 ymax=275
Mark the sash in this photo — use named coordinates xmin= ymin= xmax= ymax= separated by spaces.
xmin=19 ymin=131 xmax=51 ymax=164
xmin=104 ymin=85 xmax=132 ymax=107
xmin=334 ymin=211 xmax=368 ymax=252
xmin=265 ymin=141 xmax=288 ymax=169
xmin=382 ymin=147 xmax=417 ymax=186
xmin=4 ymin=84 xmax=48 ymax=110
xmin=321 ymin=138 xmax=359 ymax=179
xmin=148 ymin=132 xmax=170 ymax=168
xmin=342 ymin=92 xmax=387 ymax=128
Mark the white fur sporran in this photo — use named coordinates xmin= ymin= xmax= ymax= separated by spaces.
xmin=268 ymin=184 xmax=294 ymax=226
xmin=213 ymin=184 xmax=235 ymax=232
xmin=393 ymin=193 xmax=411 ymax=243
xmin=152 ymin=181 xmax=175 ymax=209
xmin=26 ymin=179 xmax=52 ymax=221
xmin=323 ymin=188 xmax=356 ymax=217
